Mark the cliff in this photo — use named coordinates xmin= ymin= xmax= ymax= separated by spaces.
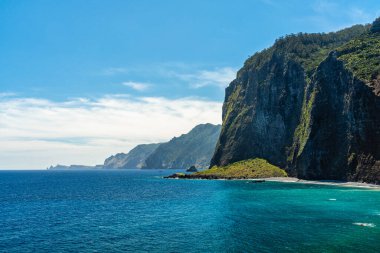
xmin=210 ymin=20 xmax=380 ymax=183
xmin=143 ymin=123 xmax=221 ymax=169
xmin=49 ymin=123 xmax=220 ymax=170
xmin=103 ymin=143 xmax=160 ymax=169
xmin=48 ymin=164 xmax=103 ymax=170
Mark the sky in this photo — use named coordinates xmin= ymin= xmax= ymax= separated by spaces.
xmin=0 ymin=0 xmax=379 ymax=169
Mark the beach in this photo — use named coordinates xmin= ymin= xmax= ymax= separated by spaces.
xmin=263 ymin=177 xmax=380 ymax=189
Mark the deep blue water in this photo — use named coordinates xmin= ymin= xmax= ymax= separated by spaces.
xmin=0 ymin=170 xmax=380 ymax=252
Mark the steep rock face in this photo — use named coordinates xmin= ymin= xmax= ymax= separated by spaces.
xmin=143 ymin=123 xmax=221 ymax=169
xmin=211 ymin=21 xmax=380 ymax=183
xmin=103 ymin=143 xmax=160 ymax=169
xmin=290 ymin=52 xmax=380 ymax=182
xmin=211 ymin=56 xmax=305 ymax=168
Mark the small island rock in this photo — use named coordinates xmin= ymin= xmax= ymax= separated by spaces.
xmin=186 ymin=166 xmax=198 ymax=172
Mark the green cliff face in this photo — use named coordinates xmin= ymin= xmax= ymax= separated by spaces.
xmin=143 ymin=123 xmax=221 ymax=169
xmin=66 ymin=123 xmax=220 ymax=170
xmin=103 ymin=143 xmax=160 ymax=169
xmin=211 ymin=19 xmax=380 ymax=183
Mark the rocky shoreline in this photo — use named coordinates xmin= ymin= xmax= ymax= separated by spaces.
xmin=164 ymin=173 xmax=258 ymax=180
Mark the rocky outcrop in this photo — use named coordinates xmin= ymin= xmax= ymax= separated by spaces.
xmin=210 ymin=20 xmax=380 ymax=183
xmin=143 ymin=123 xmax=221 ymax=169
xmin=186 ymin=166 xmax=198 ymax=172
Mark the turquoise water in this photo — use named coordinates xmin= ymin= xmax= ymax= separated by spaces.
xmin=0 ymin=170 xmax=380 ymax=252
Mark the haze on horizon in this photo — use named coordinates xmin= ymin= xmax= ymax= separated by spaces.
xmin=0 ymin=0 xmax=379 ymax=169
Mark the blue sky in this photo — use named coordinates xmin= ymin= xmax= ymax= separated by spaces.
xmin=0 ymin=0 xmax=379 ymax=169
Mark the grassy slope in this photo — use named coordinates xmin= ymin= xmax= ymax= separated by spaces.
xmin=195 ymin=158 xmax=287 ymax=179
xmin=337 ymin=32 xmax=380 ymax=82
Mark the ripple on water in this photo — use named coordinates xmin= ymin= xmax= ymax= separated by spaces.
xmin=1 ymin=170 xmax=380 ymax=252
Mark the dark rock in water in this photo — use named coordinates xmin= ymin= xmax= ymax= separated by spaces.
xmin=186 ymin=166 xmax=198 ymax=172
xmin=210 ymin=19 xmax=380 ymax=184
xmin=249 ymin=180 xmax=266 ymax=183
xmin=164 ymin=173 xmax=187 ymax=179
xmin=164 ymin=173 xmax=219 ymax=180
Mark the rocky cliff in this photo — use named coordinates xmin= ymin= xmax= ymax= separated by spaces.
xmin=48 ymin=164 xmax=103 ymax=170
xmin=50 ymin=123 xmax=220 ymax=170
xmin=143 ymin=123 xmax=221 ymax=169
xmin=211 ymin=19 xmax=380 ymax=183
xmin=103 ymin=143 xmax=160 ymax=169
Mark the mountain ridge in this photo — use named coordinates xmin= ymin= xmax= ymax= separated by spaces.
xmin=49 ymin=123 xmax=221 ymax=170
xmin=143 ymin=123 xmax=221 ymax=170
xmin=103 ymin=143 xmax=161 ymax=169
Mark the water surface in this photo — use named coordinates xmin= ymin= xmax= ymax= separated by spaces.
xmin=0 ymin=170 xmax=379 ymax=252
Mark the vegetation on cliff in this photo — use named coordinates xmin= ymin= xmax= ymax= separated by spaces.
xmin=211 ymin=18 xmax=380 ymax=183
xmin=214 ymin=24 xmax=370 ymax=170
xmin=103 ymin=143 xmax=160 ymax=169
xmin=243 ymin=24 xmax=369 ymax=77
xmin=143 ymin=123 xmax=221 ymax=169
xmin=289 ymin=87 xmax=317 ymax=161
xmin=337 ymin=30 xmax=380 ymax=85
xmin=51 ymin=123 xmax=220 ymax=170
xmin=104 ymin=124 xmax=221 ymax=170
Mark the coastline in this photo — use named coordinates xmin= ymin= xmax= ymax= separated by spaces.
xmin=262 ymin=177 xmax=380 ymax=189
xmin=165 ymin=174 xmax=380 ymax=189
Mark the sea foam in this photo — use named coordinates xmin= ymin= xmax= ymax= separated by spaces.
xmin=353 ymin=223 xmax=376 ymax=228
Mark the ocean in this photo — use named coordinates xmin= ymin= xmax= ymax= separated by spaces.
xmin=0 ymin=170 xmax=379 ymax=252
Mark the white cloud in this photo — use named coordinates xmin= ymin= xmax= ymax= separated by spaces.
xmin=174 ymin=67 xmax=236 ymax=89
xmin=0 ymin=95 xmax=222 ymax=169
xmin=102 ymin=67 xmax=129 ymax=75
xmin=309 ymin=0 xmax=379 ymax=31
xmin=312 ymin=0 xmax=338 ymax=14
xmin=348 ymin=7 xmax=373 ymax=24
xmin=122 ymin=81 xmax=150 ymax=91
xmin=101 ymin=63 xmax=237 ymax=90
xmin=0 ymin=92 xmax=16 ymax=98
